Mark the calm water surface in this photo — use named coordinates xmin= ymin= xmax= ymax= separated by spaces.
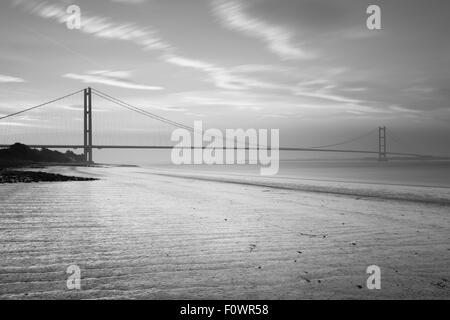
xmin=147 ymin=160 xmax=450 ymax=188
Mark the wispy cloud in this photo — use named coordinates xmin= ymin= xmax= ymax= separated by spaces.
xmin=294 ymin=90 xmax=363 ymax=105
xmin=60 ymin=104 xmax=111 ymax=113
xmin=405 ymin=85 xmax=435 ymax=94
xmin=164 ymin=55 xmax=215 ymax=70
xmin=163 ymin=54 xmax=246 ymax=90
xmin=163 ymin=54 xmax=367 ymax=108
xmin=0 ymin=74 xmax=26 ymax=83
xmin=110 ymin=0 xmax=147 ymax=4
xmin=61 ymin=105 xmax=83 ymax=111
xmin=341 ymin=87 xmax=368 ymax=92
xmin=212 ymin=0 xmax=314 ymax=60
xmin=164 ymin=54 xmax=290 ymax=91
xmin=10 ymin=0 xmax=386 ymax=116
xmin=14 ymin=0 xmax=171 ymax=51
xmin=0 ymin=121 xmax=29 ymax=127
xmin=230 ymin=64 xmax=293 ymax=74
xmin=64 ymin=70 xmax=164 ymax=90
xmin=388 ymin=105 xmax=423 ymax=114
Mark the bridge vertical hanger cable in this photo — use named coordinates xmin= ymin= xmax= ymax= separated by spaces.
xmin=91 ymin=88 xmax=268 ymax=150
xmin=307 ymin=128 xmax=378 ymax=149
xmin=90 ymin=89 xmax=387 ymax=152
xmin=91 ymin=89 xmax=195 ymax=132
xmin=387 ymin=129 xmax=430 ymax=156
xmin=0 ymin=87 xmax=441 ymax=158
xmin=0 ymin=89 xmax=84 ymax=146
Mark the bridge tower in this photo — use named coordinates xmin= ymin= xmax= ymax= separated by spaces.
xmin=83 ymin=87 xmax=93 ymax=164
xmin=378 ymin=126 xmax=387 ymax=161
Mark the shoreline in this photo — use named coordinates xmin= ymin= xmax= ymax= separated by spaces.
xmin=3 ymin=163 xmax=449 ymax=205
xmin=2 ymin=163 xmax=449 ymax=206
xmin=139 ymin=167 xmax=450 ymax=206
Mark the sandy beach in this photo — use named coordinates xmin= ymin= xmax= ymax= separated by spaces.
xmin=0 ymin=165 xmax=449 ymax=299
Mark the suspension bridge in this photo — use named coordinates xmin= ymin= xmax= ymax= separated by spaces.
xmin=0 ymin=87 xmax=432 ymax=164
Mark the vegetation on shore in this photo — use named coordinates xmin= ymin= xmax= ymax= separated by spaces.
xmin=0 ymin=143 xmax=85 ymax=168
xmin=0 ymin=143 xmax=97 ymax=183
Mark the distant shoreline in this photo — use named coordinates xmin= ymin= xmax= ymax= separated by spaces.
xmin=143 ymin=167 xmax=450 ymax=206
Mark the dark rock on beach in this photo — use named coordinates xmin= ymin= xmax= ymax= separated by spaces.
xmin=0 ymin=170 xmax=97 ymax=184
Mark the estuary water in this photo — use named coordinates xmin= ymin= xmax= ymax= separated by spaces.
xmin=148 ymin=160 xmax=450 ymax=188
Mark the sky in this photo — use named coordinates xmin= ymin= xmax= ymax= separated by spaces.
xmin=0 ymin=0 xmax=449 ymax=157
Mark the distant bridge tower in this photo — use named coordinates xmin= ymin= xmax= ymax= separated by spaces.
xmin=378 ymin=126 xmax=387 ymax=161
xmin=83 ymin=87 xmax=93 ymax=164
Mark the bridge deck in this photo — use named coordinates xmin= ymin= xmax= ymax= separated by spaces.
xmin=0 ymin=144 xmax=425 ymax=157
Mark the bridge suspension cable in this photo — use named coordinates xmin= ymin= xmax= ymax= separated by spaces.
xmin=91 ymin=88 xmax=267 ymax=149
xmin=0 ymin=89 xmax=84 ymax=121
xmin=307 ymin=128 xmax=378 ymax=149
xmin=387 ymin=129 xmax=432 ymax=156
xmin=91 ymin=89 xmax=194 ymax=132
xmin=2 ymin=87 xmax=436 ymax=157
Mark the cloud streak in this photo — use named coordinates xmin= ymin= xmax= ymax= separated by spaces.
xmin=212 ymin=0 xmax=314 ymax=60
xmin=163 ymin=54 xmax=367 ymax=108
xmin=0 ymin=74 xmax=26 ymax=83
xmin=164 ymin=54 xmax=293 ymax=91
xmin=110 ymin=0 xmax=147 ymax=4
xmin=14 ymin=0 xmax=171 ymax=51
xmin=64 ymin=70 xmax=164 ymax=90
xmin=11 ymin=0 xmax=419 ymax=118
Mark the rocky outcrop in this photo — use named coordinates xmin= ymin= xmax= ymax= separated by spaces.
xmin=0 ymin=170 xmax=97 ymax=183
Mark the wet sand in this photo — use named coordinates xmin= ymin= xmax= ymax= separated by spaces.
xmin=0 ymin=166 xmax=449 ymax=299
